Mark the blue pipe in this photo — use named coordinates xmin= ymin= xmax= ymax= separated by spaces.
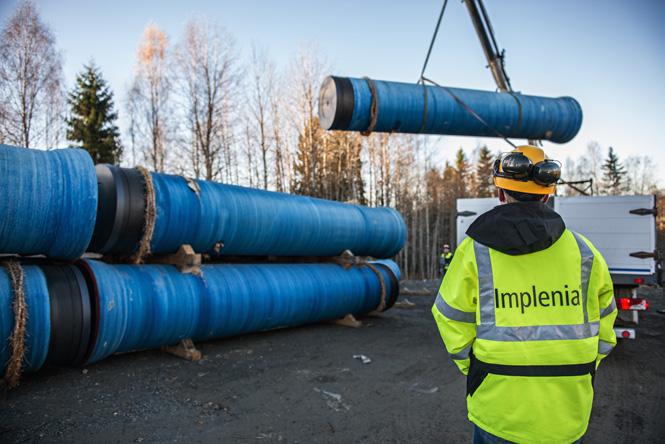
xmin=0 ymin=265 xmax=50 ymax=373
xmin=91 ymin=166 xmax=407 ymax=259
xmin=152 ymin=173 xmax=406 ymax=257
xmin=83 ymin=260 xmax=398 ymax=364
xmin=0 ymin=145 xmax=98 ymax=260
xmin=319 ymin=76 xmax=583 ymax=144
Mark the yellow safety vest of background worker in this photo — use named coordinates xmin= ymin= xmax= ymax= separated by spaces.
xmin=432 ymin=146 xmax=618 ymax=444
xmin=439 ymin=244 xmax=454 ymax=277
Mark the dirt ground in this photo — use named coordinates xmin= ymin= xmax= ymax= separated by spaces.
xmin=1 ymin=281 xmax=663 ymax=443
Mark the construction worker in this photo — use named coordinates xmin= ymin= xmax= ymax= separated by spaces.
xmin=439 ymin=244 xmax=454 ymax=277
xmin=431 ymin=146 xmax=617 ymax=443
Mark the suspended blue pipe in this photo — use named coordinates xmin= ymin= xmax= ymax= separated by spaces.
xmin=319 ymin=76 xmax=583 ymax=144
xmin=0 ymin=145 xmax=98 ymax=260
xmin=90 ymin=166 xmax=407 ymax=259
xmin=83 ymin=260 xmax=399 ymax=364
xmin=0 ymin=265 xmax=51 ymax=373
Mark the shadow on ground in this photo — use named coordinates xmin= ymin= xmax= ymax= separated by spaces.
xmin=1 ymin=281 xmax=663 ymax=443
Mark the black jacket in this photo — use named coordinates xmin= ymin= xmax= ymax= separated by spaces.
xmin=466 ymin=202 xmax=566 ymax=255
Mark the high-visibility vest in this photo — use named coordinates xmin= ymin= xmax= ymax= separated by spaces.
xmin=432 ymin=229 xmax=617 ymax=444
xmin=440 ymin=252 xmax=453 ymax=270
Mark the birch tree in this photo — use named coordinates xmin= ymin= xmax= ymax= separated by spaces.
xmin=176 ymin=20 xmax=240 ymax=180
xmin=0 ymin=0 xmax=63 ymax=148
xmin=127 ymin=24 xmax=172 ymax=172
xmin=271 ymin=90 xmax=288 ymax=192
xmin=247 ymin=46 xmax=276 ymax=189
xmin=624 ymin=155 xmax=658 ymax=195
xmin=575 ymin=141 xmax=603 ymax=193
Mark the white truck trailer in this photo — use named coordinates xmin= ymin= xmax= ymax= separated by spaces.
xmin=456 ymin=195 xmax=660 ymax=339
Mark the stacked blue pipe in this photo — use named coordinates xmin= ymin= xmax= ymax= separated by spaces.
xmin=0 ymin=144 xmax=97 ymax=260
xmin=0 ymin=265 xmax=51 ymax=373
xmin=318 ymin=76 xmax=583 ymax=143
xmin=89 ymin=166 xmax=407 ymax=258
xmin=0 ymin=263 xmax=93 ymax=374
xmin=0 ymin=144 xmax=405 ymax=260
xmin=0 ymin=144 xmax=406 ymax=377
xmin=0 ymin=260 xmax=399 ymax=372
xmin=83 ymin=260 xmax=398 ymax=364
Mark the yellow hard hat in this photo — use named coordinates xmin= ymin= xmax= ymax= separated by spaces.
xmin=492 ymin=145 xmax=559 ymax=195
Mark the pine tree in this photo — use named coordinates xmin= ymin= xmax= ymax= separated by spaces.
xmin=454 ymin=147 xmax=470 ymax=198
xmin=67 ymin=62 xmax=122 ymax=164
xmin=601 ymin=146 xmax=626 ymax=195
xmin=475 ymin=145 xmax=495 ymax=197
xmin=441 ymin=161 xmax=458 ymax=244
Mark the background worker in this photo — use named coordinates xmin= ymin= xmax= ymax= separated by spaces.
xmin=439 ymin=244 xmax=454 ymax=277
xmin=431 ymin=146 xmax=618 ymax=443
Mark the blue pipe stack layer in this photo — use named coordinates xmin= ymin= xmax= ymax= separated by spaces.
xmin=319 ymin=76 xmax=583 ymax=144
xmin=89 ymin=166 xmax=407 ymax=259
xmin=0 ymin=260 xmax=399 ymax=372
xmin=84 ymin=260 xmax=398 ymax=364
xmin=0 ymin=144 xmax=405 ymax=379
xmin=0 ymin=145 xmax=98 ymax=260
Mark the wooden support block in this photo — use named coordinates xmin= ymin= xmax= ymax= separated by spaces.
xmin=148 ymin=244 xmax=201 ymax=274
xmin=162 ymin=339 xmax=202 ymax=361
xmin=332 ymin=313 xmax=363 ymax=328
xmin=394 ymin=298 xmax=416 ymax=309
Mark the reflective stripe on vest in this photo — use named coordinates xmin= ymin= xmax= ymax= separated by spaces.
xmin=450 ymin=344 xmax=472 ymax=360
xmin=473 ymin=232 xmax=597 ymax=342
xmin=600 ymin=298 xmax=616 ymax=318
xmin=598 ymin=339 xmax=615 ymax=355
xmin=572 ymin=232 xmax=593 ymax=324
xmin=435 ymin=292 xmax=476 ymax=323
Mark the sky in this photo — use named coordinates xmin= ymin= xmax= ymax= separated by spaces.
xmin=1 ymin=0 xmax=664 ymax=184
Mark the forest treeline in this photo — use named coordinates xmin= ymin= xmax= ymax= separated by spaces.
xmin=0 ymin=1 xmax=661 ymax=279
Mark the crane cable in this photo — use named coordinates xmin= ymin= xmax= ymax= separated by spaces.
xmin=416 ymin=0 xmax=517 ymax=149
xmin=422 ymin=76 xmax=516 ymax=148
xmin=418 ymin=0 xmax=449 ymax=84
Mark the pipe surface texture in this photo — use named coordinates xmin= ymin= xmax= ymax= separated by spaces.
xmin=0 ymin=145 xmax=98 ymax=259
xmin=83 ymin=260 xmax=399 ymax=364
xmin=91 ymin=165 xmax=407 ymax=258
xmin=319 ymin=76 xmax=583 ymax=143
xmin=0 ymin=265 xmax=51 ymax=373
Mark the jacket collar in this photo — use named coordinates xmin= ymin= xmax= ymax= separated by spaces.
xmin=466 ymin=202 xmax=566 ymax=255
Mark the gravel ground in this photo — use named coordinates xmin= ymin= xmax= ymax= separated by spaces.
xmin=0 ymin=281 xmax=663 ymax=443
